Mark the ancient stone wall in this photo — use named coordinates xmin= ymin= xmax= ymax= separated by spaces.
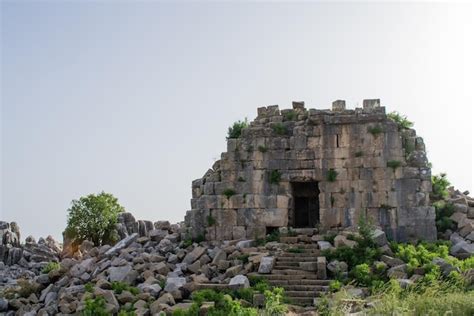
xmin=185 ymin=100 xmax=436 ymax=242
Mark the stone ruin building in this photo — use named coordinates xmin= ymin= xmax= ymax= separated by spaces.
xmin=185 ymin=100 xmax=437 ymax=242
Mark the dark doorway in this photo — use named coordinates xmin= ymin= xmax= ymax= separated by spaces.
xmin=291 ymin=182 xmax=320 ymax=228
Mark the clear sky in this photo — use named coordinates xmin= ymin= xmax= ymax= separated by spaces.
xmin=1 ymin=1 xmax=473 ymax=241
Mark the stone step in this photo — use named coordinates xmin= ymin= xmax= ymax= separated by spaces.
xmin=277 ymin=285 xmax=329 ymax=291
xmin=284 ymin=243 xmax=319 ymax=248
xmin=285 ymin=296 xmax=316 ymax=306
xmin=250 ymin=273 xmax=321 ymax=280
xmin=267 ymin=279 xmax=330 ymax=286
xmin=278 ymin=251 xmax=321 ymax=257
xmin=274 ymin=261 xmax=300 ymax=267
xmin=273 ymin=265 xmax=305 ymax=270
xmin=271 ymin=269 xmax=316 ymax=275
xmin=285 ymin=291 xmax=325 ymax=298
xmin=276 ymin=257 xmax=318 ymax=262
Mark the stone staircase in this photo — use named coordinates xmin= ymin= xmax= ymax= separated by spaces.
xmin=250 ymin=242 xmax=331 ymax=306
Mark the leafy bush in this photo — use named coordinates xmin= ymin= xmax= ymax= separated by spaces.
xmin=387 ymin=160 xmax=402 ymax=170
xmin=42 ymin=261 xmax=60 ymax=274
xmin=223 ymin=188 xmax=236 ymax=199
xmin=368 ymin=125 xmax=384 ymax=136
xmin=111 ymin=281 xmax=139 ymax=295
xmin=434 ymin=200 xmax=456 ymax=233
xmin=323 ymin=215 xmax=381 ymax=270
xmin=257 ymin=145 xmax=268 ymax=153
xmin=323 ymin=232 xmax=337 ymax=244
xmin=387 ymin=111 xmax=414 ymax=131
xmin=264 ymin=287 xmax=287 ymax=315
xmin=236 ymin=254 xmax=250 ymax=264
xmin=85 ymin=282 xmax=94 ymax=293
xmin=272 ymin=123 xmax=288 ymax=135
xmin=283 ymin=110 xmax=297 ymax=121
xmin=188 ymin=289 xmax=258 ymax=316
xmin=327 ymin=168 xmax=338 ymax=182
xmin=83 ymin=297 xmax=108 ymax=316
xmin=352 ymin=263 xmax=373 ymax=286
xmin=227 ymin=119 xmax=249 ymax=139
xmin=329 ymin=280 xmax=342 ymax=292
xmin=269 ymin=170 xmax=282 ymax=184
xmin=64 ymin=192 xmax=124 ymax=246
xmin=431 ymin=173 xmax=451 ymax=200
xmin=265 ymin=229 xmax=280 ymax=243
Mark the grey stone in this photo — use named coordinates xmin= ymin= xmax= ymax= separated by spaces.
xmin=258 ymin=256 xmax=275 ymax=274
xmin=164 ymin=277 xmax=186 ymax=292
xmin=104 ymin=233 xmax=138 ymax=256
xmin=371 ymin=229 xmax=388 ymax=246
xmin=229 ymin=274 xmax=250 ymax=289
xmin=183 ymin=246 xmax=206 ymax=265
xmin=317 ymin=241 xmax=333 ymax=250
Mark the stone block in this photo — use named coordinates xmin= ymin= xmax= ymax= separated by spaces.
xmin=363 ymin=99 xmax=380 ymax=109
xmin=258 ymin=257 xmax=275 ymax=274
xmin=232 ymin=226 xmax=246 ymax=240
xmin=317 ymin=257 xmax=327 ymax=279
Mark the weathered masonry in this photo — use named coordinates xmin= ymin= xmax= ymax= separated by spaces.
xmin=185 ymin=100 xmax=436 ymax=242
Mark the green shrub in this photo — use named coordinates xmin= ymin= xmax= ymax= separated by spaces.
xmin=111 ymin=281 xmax=139 ymax=295
xmin=387 ymin=160 xmax=402 ymax=170
xmin=387 ymin=111 xmax=414 ymax=131
xmin=227 ymin=119 xmax=248 ymax=139
xmin=352 ymin=263 xmax=373 ymax=286
xmin=236 ymin=254 xmax=250 ymax=264
xmin=283 ymin=110 xmax=297 ymax=121
xmin=327 ymin=168 xmax=338 ymax=182
xmin=223 ymin=188 xmax=236 ymax=199
xmin=269 ymin=170 xmax=282 ymax=185
xmin=272 ymin=123 xmax=287 ymax=135
xmin=82 ymin=297 xmax=108 ymax=316
xmin=41 ymin=261 xmax=60 ymax=274
xmin=84 ymin=282 xmax=94 ymax=293
xmin=265 ymin=229 xmax=280 ymax=243
xmin=257 ymin=145 xmax=268 ymax=153
xmin=323 ymin=215 xmax=381 ymax=270
xmin=431 ymin=173 xmax=451 ymax=200
xmin=207 ymin=215 xmax=216 ymax=227
xmin=368 ymin=125 xmax=384 ymax=136
xmin=329 ymin=280 xmax=342 ymax=292
xmin=264 ymin=287 xmax=287 ymax=315
xmin=64 ymin=192 xmax=124 ymax=246
xmin=323 ymin=233 xmax=337 ymax=244
xmin=248 ymin=275 xmax=266 ymax=287
xmin=254 ymin=280 xmax=270 ymax=294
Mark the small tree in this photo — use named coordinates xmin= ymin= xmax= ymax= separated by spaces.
xmin=64 ymin=192 xmax=124 ymax=246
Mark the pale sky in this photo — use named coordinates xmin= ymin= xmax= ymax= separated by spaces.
xmin=1 ymin=1 xmax=473 ymax=241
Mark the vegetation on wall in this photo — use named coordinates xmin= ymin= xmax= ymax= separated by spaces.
xmin=227 ymin=119 xmax=249 ymax=139
xmin=326 ymin=168 xmax=338 ymax=182
xmin=64 ymin=192 xmax=124 ymax=246
xmin=269 ymin=170 xmax=282 ymax=185
xmin=272 ymin=123 xmax=287 ymax=135
xmin=223 ymin=188 xmax=236 ymax=199
xmin=367 ymin=125 xmax=384 ymax=136
xmin=387 ymin=111 xmax=414 ymax=131
xmin=387 ymin=160 xmax=402 ymax=171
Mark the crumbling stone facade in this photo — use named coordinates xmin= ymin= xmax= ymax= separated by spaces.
xmin=185 ymin=100 xmax=436 ymax=242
